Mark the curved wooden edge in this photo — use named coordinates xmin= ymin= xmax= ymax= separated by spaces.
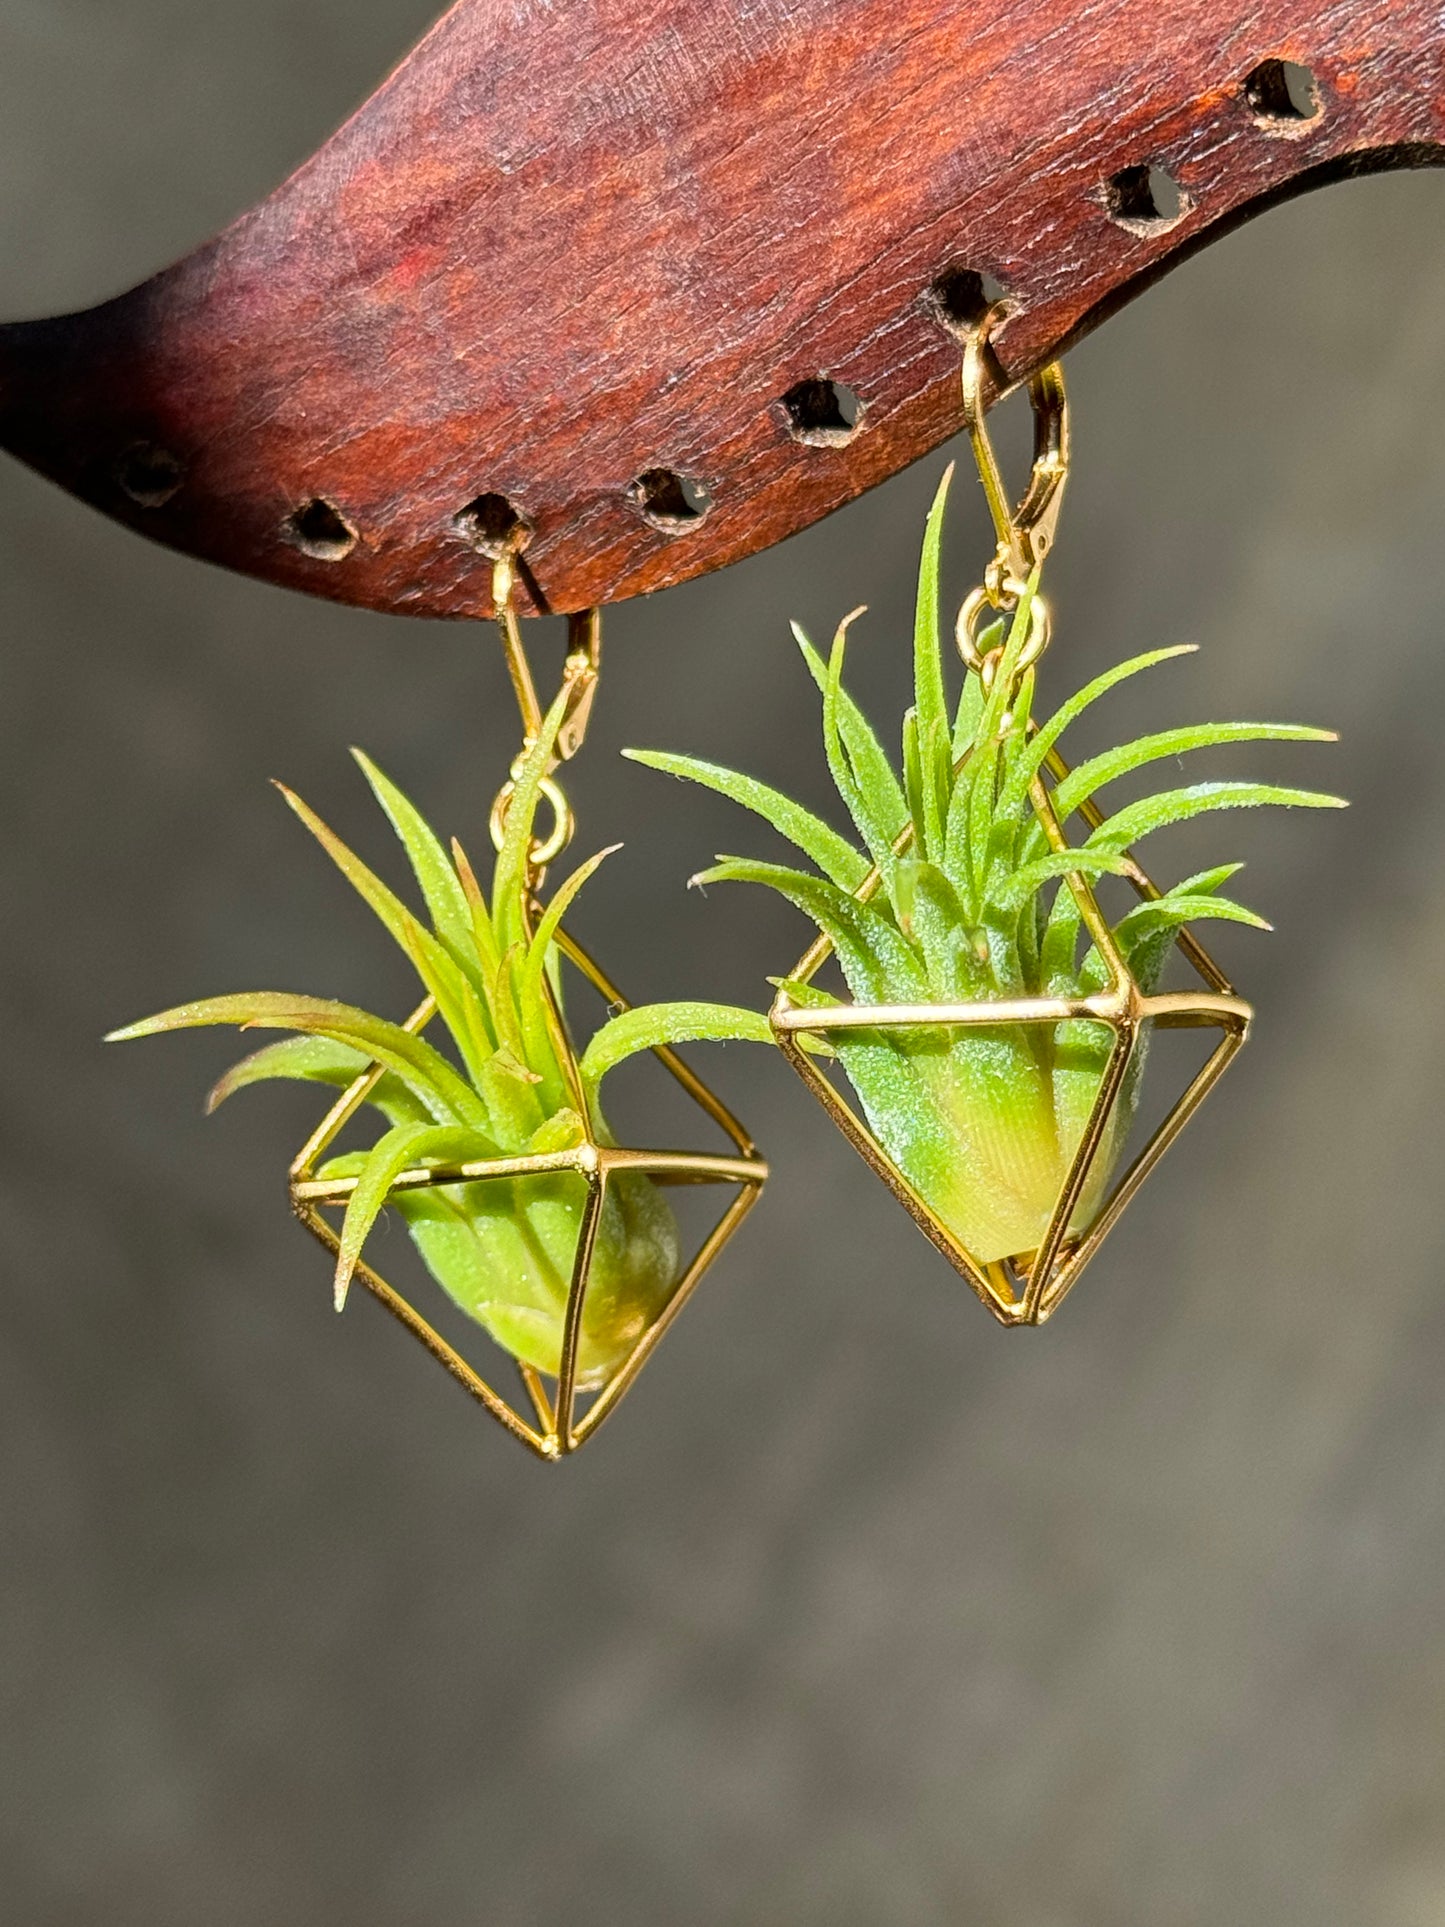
xmin=0 ymin=1 xmax=1440 ymax=619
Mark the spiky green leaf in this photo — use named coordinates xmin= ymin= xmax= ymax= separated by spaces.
xmin=350 ymin=750 xmax=477 ymax=969
xmin=579 ymin=1002 xmax=775 ymax=1092
xmin=1085 ymin=780 xmax=1346 ymax=854
xmin=991 ymin=846 xmax=1134 ymax=912
xmin=1048 ymin=722 xmax=1337 ymax=830
xmin=1113 ymin=893 xmax=1271 ymax=948
xmin=108 ymin=993 xmax=485 ymax=1126
xmin=823 ymin=614 xmax=908 ymax=883
xmin=912 ymin=467 xmax=954 ymax=855
xmin=492 ymin=688 xmax=570 ymax=954
xmin=623 ymin=750 xmax=867 ymax=892
xmin=792 ymin=621 xmax=909 ymax=843
xmin=334 ymin=1122 xmax=497 ymax=1310
xmin=1012 ymin=645 xmax=1199 ymax=801
xmin=275 ymin=781 xmax=493 ymax=1079
xmin=205 ymin=1034 xmax=430 ymax=1127
xmin=692 ymin=857 xmax=926 ymax=1005
xmin=515 ymin=844 xmax=618 ymax=1111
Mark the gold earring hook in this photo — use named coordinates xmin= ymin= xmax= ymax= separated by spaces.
xmin=961 ymin=303 xmax=1070 ymax=607
xmin=490 ymin=551 xmax=603 ymax=773
xmin=487 ymin=548 xmax=604 ymax=877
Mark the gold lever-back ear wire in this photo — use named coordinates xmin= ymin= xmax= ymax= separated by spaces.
xmin=487 ymin=548 xmax=604 ymax=882
xmin=955 ymin=308 xmax=1068 ymax=686
xmin=960 ymin=302 xmax=1070 ymax=610
xmin=489 ymin=550 xmax=603 ymax=766
xmin=769 ymin=315 xmax=1252 ymax=1325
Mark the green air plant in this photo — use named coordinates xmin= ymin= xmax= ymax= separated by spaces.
xmin=627 ymin=468 xmax=1345 ymax=1269
xmin=108 ymin=689 xmax=772 ymax=1387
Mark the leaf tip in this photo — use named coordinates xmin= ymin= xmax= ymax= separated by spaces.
xmin=202 ymin=1079 xmax=228 ymax=1115
xmin=348 ymin=746 xmax=389 ymax=791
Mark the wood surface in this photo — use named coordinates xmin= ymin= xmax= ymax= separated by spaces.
xmin=0 ymin=0 xmax=1440 ymax=620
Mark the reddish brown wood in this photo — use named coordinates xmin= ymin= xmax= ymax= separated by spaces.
xmin=0 ymin=0 xmax=1440 ymax=620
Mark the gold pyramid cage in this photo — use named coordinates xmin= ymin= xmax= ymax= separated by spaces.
xmin=291 ymin=565 xmax=767 ymax=1459
xmin=772 ymin=323 xmax=1252 ymax=1326
xmin=770 ymin=802 xmax=1251 ymax=1327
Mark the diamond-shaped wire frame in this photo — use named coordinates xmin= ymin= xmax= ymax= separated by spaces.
xmin=288 ymin=926 xmax=767 ymax=1459
xmin=769 ymin=768 xmax=1252 ymax=1326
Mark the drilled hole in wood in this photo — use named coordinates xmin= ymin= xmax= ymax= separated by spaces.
xmin=284 ymin=498 xmax=358 ymax=562
xmin=1244 ymin=58 xmax=1321 ymax=126
xmin=629 ymin=468 xmax=713 ymax=533
xmin=781 ymin=378 xmax=864 ymax=447
xmin=453 ymin=492 xmax=532 ymax=558
xmin=116 ymin=442 xmax=184 ymax=508
xmin=1105 ymin=162 xmax=1188 ymax=234
xmin=926 ymin=267 xmax=1008 ymax=338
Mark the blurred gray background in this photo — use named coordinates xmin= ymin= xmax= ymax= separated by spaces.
xmin=3 ymin=6 xmax=1444 ymax=1924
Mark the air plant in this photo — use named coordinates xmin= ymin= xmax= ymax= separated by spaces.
xmin=108 ymin=690 xmax=771 ymax=1386
xmin=627 ymin=469 xmax=1345 ymax=1266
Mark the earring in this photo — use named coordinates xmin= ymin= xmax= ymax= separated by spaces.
xmin=111 ymin=550 xmax=769 ymax=1456
xmin=629 ymin=308 xmax=1342 ymax=1323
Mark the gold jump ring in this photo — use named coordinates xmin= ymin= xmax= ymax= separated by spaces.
xmin=489 ymin=773 xmax=574 ymax=868
xmin=955 ymin=585 xmax=1051 ymax=678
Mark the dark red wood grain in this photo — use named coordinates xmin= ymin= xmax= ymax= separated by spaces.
xmin=0 ymin=0 xmax=1440 ymax=619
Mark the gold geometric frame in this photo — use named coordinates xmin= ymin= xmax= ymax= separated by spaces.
xmin=289 ymin=927 xmax=767 ymax=1459
xmin=770 ymin=776 xmax=1252 ymax=1326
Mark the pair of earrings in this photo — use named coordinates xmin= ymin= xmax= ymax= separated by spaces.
xmin=110 ymin=324 xmax=1343 ymax=1459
